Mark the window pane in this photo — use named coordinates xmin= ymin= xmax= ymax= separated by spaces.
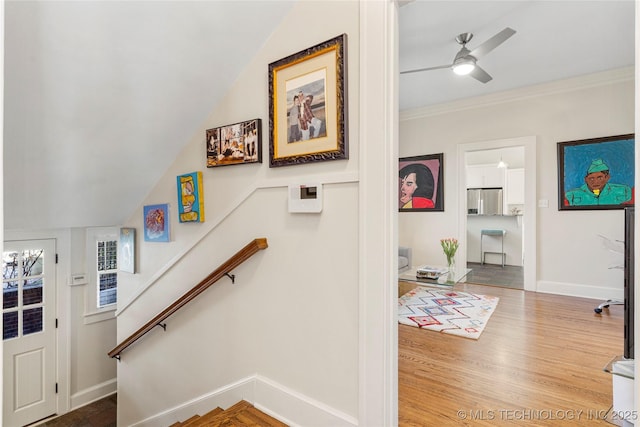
xmin=23 ymin=307 xmax=43 ymax=335
xmin=23 ymin=278 xmax=43 ymax=305
xmin=3 ymin=252 xmax=19 ymax=280
xmin=99 ymin=272 xmax=117 ymax=307
xmin=4 ymin=281 xmax=18 ymax=309
xmin=3 ymin=311 xmax=18 ymax=340
xmin=23 ymin=249 xmax=44 ymax=277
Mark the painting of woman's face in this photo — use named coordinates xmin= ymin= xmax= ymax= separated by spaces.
xmin=400 ymin=172 xmax=417 ymax=204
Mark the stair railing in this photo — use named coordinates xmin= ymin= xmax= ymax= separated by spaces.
xmin=108 ymin=237 xmax=268 ymax=360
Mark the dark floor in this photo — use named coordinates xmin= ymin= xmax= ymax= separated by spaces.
xmin=465 ymin=261 xmax=524 ymax=289
xmin=33 ymin=394 xmax=116 ymax=427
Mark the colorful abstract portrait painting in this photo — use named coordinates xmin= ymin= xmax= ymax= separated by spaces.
xmin=143 ymin=203 xmax=170 ymax=242
xmin=399 ymin=153 xmax=444 ymax=212
xmin=558 ymin=134 xmax=634 ymax=210
xmin=176 ymin=171 xmax=204 ymax=223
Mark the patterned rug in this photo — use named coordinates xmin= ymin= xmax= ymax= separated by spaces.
xmin=398 ymin=288 xmax=499 ymax=339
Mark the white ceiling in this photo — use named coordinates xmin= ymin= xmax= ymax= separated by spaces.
xmin=3 ymin=1 xmax=635 ymax=230
xmin=4 ymin=1 xmax=293 ymax=230
xmin=399 ymin=1 xmax=635 ymax=111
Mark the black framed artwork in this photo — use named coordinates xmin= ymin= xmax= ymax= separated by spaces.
xmin=399 ymin=153 xmax=444 ymax=212
xmin=557 ymin=134 xmax=634 ymax=210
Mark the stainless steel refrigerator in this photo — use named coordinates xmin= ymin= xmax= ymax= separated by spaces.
xmin=467 ymin=188 xmax=503 ymax=215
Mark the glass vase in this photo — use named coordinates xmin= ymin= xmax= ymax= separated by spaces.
xmin=447 ymin=255 xmax=455 ymax=272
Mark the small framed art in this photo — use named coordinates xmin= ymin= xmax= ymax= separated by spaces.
xmin=399 ymin=153 xmax=444 ymax=212
xmin=206 ymin=119 xmax=261 ymax=167
xmin=177 ymin=171 xmax=204 ymax=223
xmin=268 ymin=33 xmax=348 ymax=167
xmin=143 ymin=203 xmax=170 ymax=242
xmin=119 ymin=227 xmax=136 ymax=273
xmin=558 ymin=134 xmax=634 ymax=210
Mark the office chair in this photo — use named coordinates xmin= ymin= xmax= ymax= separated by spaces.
xmin=594 ymin=234 xmax=624 ymax=314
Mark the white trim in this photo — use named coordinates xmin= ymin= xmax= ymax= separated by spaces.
xmin=116 ymin=171 xmax=358 ymax=316
xmin=359 ymin=1 xmax=397 ymax=426
xmin=536 ymin=280 xmax=624 ymax=301
xmin=69 ymin=379 xmax=117 ymax=411
xmin=401 ymin=67 xmax=634 ymax=122
xmin=82 ymin=309 xmax=115 ymax=325
xmin=129 ymin=375 xmax=357 ymax=427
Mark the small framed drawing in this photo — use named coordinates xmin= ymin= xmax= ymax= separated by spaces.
xmin=143 ymin=203 xmax=170 ymax=242
xmin=268 ymin=33 xmax=347 ymax=167
xmin=557 ymin=134 xmax=634 ymax=210
xmin=177 ymin=171 xmax=204 ymax=223
xmin=399 ymin=153 xmax=444 ymax=212
xmin=119 ymin=228 xmax=136 ymax=273
xmin=206 ymin=119 xmax=261 ymax=167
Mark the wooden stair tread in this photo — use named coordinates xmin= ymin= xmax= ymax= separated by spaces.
xmin=172 ymin=400 xmax=286 ymax=427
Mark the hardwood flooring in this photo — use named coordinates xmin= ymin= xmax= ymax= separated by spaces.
xmin=399 ymin=282 xmax=624 ymax=426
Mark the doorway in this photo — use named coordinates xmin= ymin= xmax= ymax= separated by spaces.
xmin=3 ymin=239 xmax=57 ymax=426
xmin=456 ymin=136 xmax=537 ymax=291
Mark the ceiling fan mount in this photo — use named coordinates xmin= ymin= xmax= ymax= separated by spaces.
xmin=401 ymin=27 xmax=516 ymax=83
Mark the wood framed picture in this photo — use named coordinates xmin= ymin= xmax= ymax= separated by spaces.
xmin=119 ymin=227 xmax=136 ymax=273
xmin=557 ymin=134 xmax=634 ymax=210
xmin=268 ymin=33 xmax=347 ymax=167
xmin=143 ymin=203 xmax=170 ymax=242
xmin=206 ymin=118 xmax=261 ymax=167
xmin=176 ymin=171 xmax=204 ymax=223
xmin=399 ymin=153 xmax=444 ymax=212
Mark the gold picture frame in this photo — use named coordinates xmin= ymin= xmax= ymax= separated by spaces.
xmin=268 ymin=33 xmax=348 ymax=167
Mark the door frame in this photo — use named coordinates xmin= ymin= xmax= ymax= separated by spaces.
xmin=4 ymin=229 xmax=71 ymax=417
xmin=456 ymin=136 xmax=537 ymax=291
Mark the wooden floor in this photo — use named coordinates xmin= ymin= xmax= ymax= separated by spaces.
xmin=399 ymin=282 xmax=624 ymax=426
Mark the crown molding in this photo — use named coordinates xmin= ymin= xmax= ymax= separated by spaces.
xmin=400 ymin=66 xmax=634 ymax=121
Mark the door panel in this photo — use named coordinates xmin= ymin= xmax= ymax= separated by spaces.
xmin=3 ymin=239 xmax=56 ymax=426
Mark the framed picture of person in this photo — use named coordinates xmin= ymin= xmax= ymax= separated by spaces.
xmin=399 ymin=153 xmax=444 ymax=212
xmin=268 ymin=33 xmax=347 ymax=167
xmin=557 ymin=134 xmax=635 ymax=211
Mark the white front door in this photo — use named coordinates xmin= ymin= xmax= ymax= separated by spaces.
xmin=3 ymin=239 xmax=57 ymax=426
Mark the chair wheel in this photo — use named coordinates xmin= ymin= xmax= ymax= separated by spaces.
xmin=595 ymin=307 xmax=603 ymax=314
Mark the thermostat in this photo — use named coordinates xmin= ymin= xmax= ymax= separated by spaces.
xmin=288 ymin=183 xmax=323 ymax=213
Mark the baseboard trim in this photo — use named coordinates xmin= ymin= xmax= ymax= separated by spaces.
xmin=69 ymin=378 xmax=117 ymax=411
xmin=129 ymin=375 xmax=357 ymax=427
xmin=537 ymin=280 xmax=624 ymax=301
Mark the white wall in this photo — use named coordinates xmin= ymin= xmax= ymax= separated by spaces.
xmin=400 ymin=68 xmax=634 ymax=299
xmin=116 ymin=2 xmax=364 ymax=425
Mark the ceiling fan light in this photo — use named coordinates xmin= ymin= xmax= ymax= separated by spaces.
xmin=452 ymin=58 xmax=475 ymax=75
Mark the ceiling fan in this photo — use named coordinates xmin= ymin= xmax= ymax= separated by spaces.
xmin=401 ymin=27 xmax=516 ymax=83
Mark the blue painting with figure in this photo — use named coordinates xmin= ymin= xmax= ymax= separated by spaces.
xmin=558 ymin=134 xmax=634 ymax=210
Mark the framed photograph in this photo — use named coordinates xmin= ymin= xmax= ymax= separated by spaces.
xmin=558 ymin=134 xmax=634 ymax=210
xmin=399 ymin=153 xmax=444 ymax=212
xmin=119 ymin=228 xmax=136 ymax=273
xmin=177 ymin=171 xmax=204 ymax=223
xmin=143 ymin=203 xmax=170 ymax=242
xmin=206 ymin=119 xmax=261 ymax=167
xmin=268 ymin=33 xmax=347 ymax=167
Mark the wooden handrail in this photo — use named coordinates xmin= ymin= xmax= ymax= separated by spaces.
xmin=108 ymin=238 xmax=268 ymax=359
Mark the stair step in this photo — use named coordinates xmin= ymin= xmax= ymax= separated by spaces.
xmin=172 ymin=400 xmax=286 ymax=427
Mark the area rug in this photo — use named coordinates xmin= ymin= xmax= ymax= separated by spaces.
xmin=398 ymin=288 xmax=499 ymax=339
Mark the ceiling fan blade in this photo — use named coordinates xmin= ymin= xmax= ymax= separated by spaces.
xmin=400 ymin=63 xmax=452 ymax=75
xmin=470 ymin=65 xmax=492 ymax=83
xmin=469 ymin=27 xmax=516 ymax=59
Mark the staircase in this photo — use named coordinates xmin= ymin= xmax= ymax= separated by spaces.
xmin=169 ymin=400 xmax=288 ymax=426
